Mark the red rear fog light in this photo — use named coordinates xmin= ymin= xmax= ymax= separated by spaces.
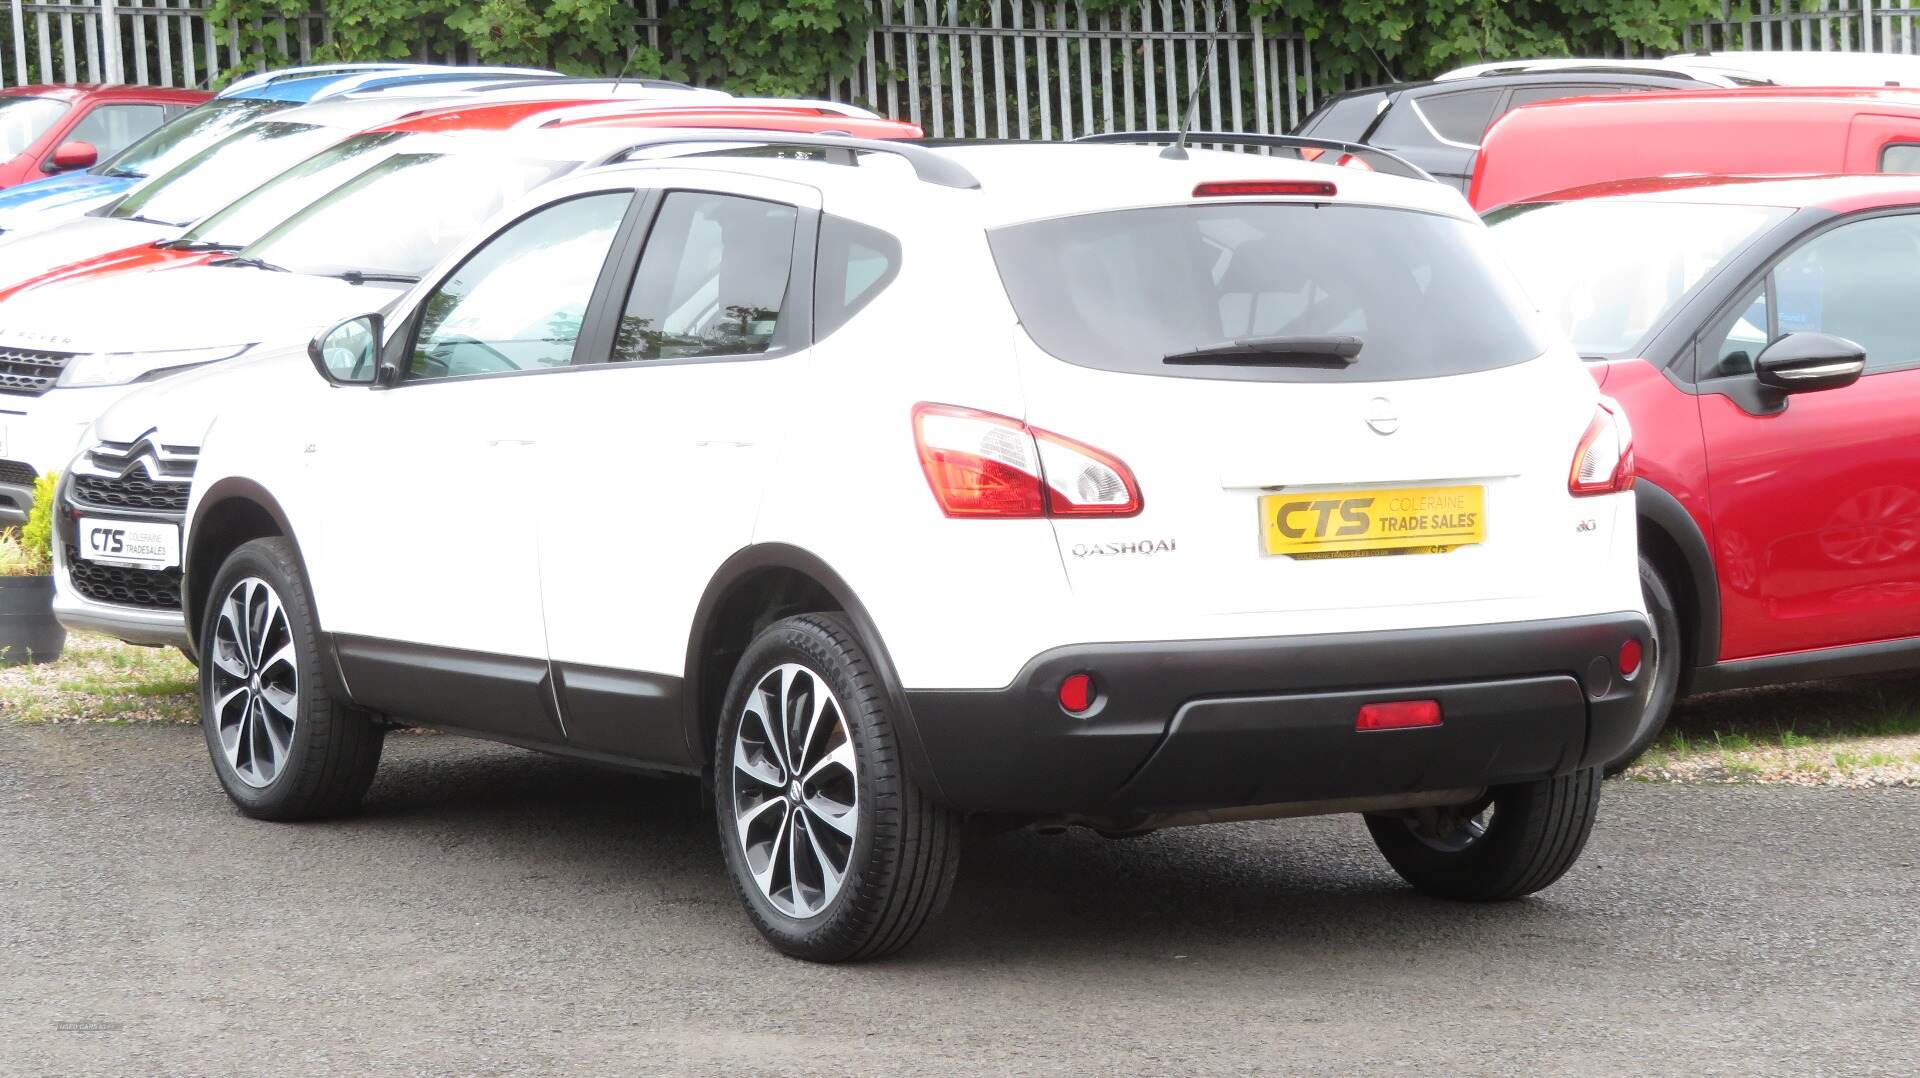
xmin=1355 ymin=699 xmax=1442 ymax=732
xmin=1058 ymin=673 xmax=1096 ymax=715
xmin=1618 ymin=639 xmax=1643 ymax=677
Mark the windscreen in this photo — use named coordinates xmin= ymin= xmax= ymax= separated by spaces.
xmin=238 ymin=151 xmax=572 ymax=279
xmin=95 ymin=98 xmax=290 ymax=179
xmin=989 ymin=201 xmax=1551 ymax=382
xmin=0 ymin=97 xmax=68 ymax=158
xmin=109 ymin=120 xmax=334 ymax=227
xmin=1485 ymin=198 xmax=1789 ymax=358
xmin=180 ymin=131 xmax=404 ymax=248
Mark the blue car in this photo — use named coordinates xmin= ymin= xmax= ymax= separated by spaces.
xmin=0 ymin=64 xmax=555 ymax=237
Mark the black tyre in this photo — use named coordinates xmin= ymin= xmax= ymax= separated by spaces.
xmin=198 ymin=537 xmax=384 ymax=820
xmin=1364 ymin=767 xmax=1602 ymax=901
xmin=1605 ymin=556 xmax=1684 ymax=775
xmin=714 ymin=613 xmax=961 ymax=962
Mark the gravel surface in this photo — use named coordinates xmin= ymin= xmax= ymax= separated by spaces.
xmin=2 ymin=722 xmax=1914 ymax=1077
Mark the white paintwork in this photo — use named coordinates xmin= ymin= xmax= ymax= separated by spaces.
xmin=162 ymin=143 xmax=1641 ymax=697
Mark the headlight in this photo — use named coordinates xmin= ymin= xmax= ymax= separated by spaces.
xmin=56 ymin=345 xmax=251 ymax=388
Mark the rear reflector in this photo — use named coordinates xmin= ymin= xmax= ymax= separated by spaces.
xmin=1193 ymin=180 xmax=1336 ymax=198
xmin=1619 ymin=639 xmax=1643 ymax=677
xmin=1355 ymin=699 xmax=1443 ymax=731
xmin=1058 ymin=673 xmax=1095 ymax=715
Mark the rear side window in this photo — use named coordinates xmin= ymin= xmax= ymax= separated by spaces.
xmin=814 ymin=215 xmax=901 ymax=340
xmin=989 ymin=202 xmax=1550 ymax=383
xmin=613 ymin=192 xmax=798 ymax=362
xmin=1413 ymin=89 xmax=1502 ymax=144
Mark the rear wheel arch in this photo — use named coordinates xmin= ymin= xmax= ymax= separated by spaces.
xmin=1634 ymin=480 xmax=1720 ymax=685
xmin=684 ymin=544 xmax=946 ymax=804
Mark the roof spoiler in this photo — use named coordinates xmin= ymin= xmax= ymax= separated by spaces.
xmin=1072 ymin=131 xmax=1437 ymax=183
xmin=599 ymin=131 xmax=981 ymax=189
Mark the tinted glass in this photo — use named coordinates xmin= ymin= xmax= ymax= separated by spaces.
xmin=1414 ymin=89 xmax=1502 ymax=144
xmin=0 ymin=97 xmax=68 ymax=158
xmin=1503 ymin=84 xmax=1636 ymax=109
xmin=990 ymin=203 xmax=1550 ymax=383
xmin=613 ymin=192 xmax=797 ymax=362
xmin=1772 ymin=214 xmax=1920 ymax=373
xmin=1294 ymin=90 xmax=1388 ymax=140
xmin=240 ymin=150 xmax=569 ymax=278
xmin=814 ymin=215 xmax=901 ymax=340
xmin=66 ymin=104 xmax=168 ymax=159
xmin=1702 ymin=284 xmax=1769 ymax=379
xmin=1881 ymin=143 xmax=1920 ymax=173
xmin=96 ymin=98 xmax=288 ymax=179
xmin=1488 ymin=199 xmax=1789 ymax=358
xmin=411 ymin=192 xmax=632 ymax=381
xmin=110 ymin=121 xmax=331 ymax=227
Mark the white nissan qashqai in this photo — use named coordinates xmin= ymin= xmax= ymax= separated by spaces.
xmin=172 ymin=134 xmax=1650 ymax=961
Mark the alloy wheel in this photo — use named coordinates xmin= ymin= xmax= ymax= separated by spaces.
xmin=207 ymin=577 xmax=298 ymax=789
xmin=730 ymin=662 xmax=860 ymax=919
xmin=1401 ymin=796 xmax=1497 ymax=854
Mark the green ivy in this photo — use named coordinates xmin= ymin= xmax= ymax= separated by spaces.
xmin=206 ymin=0 xmax=1731 ymax=100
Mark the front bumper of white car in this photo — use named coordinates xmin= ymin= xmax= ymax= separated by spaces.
xmin=49 ymin=440 xmax=197 ymax=650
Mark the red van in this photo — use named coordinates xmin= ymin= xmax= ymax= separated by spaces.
xmin=1470 ymin=87 xmax=1920 ymax=212
xmin=0 ymin=84 xmax=210 ymax=188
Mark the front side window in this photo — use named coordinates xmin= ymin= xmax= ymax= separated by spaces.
xmin=1487 ymin=198 xmax=1790 ymax=358
xmin=612 ymin=192 xmax=798 ymax=363
xmin=232 ymin=149 xmax=568 ymax=278
xmin=1882 ymin=143 xmax=1920 ymax=173
xmin=95 ymin=98 xmax=288 ymax=179
xmin=110 ymin=120 xmax=332 ymax=227
xmin=410 ymin=192 xmax=633 ymax=381
xmin=0 ymin=97 xmax=69 ymax=159
xmin=991 ymin=201 xmax=1549 ymax=383
xmin=1771 ymin=214 xmax=1920 ymax=373
xmin=66 ymin=104 xmax=169 ymax=159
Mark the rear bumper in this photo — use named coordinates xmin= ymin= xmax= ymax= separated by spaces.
xmin=903 ymin=611 xmax=1651 ymax=817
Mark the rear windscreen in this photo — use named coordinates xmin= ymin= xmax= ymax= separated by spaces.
xmin=988 ymin=202 xmax=1551 ymax=382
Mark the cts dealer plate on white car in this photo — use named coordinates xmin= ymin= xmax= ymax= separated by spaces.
xmin=77 ymin=517 xmax=181 ymax=569
xmin=1258 ymin=484 xmax=1487 ymax=557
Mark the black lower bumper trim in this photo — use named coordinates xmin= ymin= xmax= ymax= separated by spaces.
xmin=903 ymin=611 xmax=1651 ymax=816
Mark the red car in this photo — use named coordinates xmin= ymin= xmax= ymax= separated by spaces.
xmin=1487 ymin=173 xmax=1920 ymax=765
xmin=0 ymin=84 xmax=210 ymax=188
xmin=1471 ymin=87 xmax=1920 ymax=212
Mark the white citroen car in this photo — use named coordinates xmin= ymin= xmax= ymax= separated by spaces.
xmin=125 ymin=137 xmax=1647 ymax=960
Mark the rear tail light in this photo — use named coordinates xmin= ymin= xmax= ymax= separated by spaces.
xmin=1569 ymin=398 xmax=1635 ymax=497
xmin=1356 ymin=699 xmax=1443 ymax=731
xmin=913 ymin=403 xmax=1142 ymax=518
xmin=1334 ymin=153 xmax=1374 ymax=171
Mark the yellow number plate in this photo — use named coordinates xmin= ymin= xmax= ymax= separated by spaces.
xmin=1258 ymin=485 xmax=1485 ymax=557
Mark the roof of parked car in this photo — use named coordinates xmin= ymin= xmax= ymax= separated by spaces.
xmin=1517 ymin=172 xmax=1920 ymax=214
xmin=601 ymin=141 xmax=1475 ymax=227
xmin=0 ymin=83 xmax=210 ymax=104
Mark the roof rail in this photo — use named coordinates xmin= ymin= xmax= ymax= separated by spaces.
xmin=1072 ymin=130 xmax=1437 ymax=183
xmin=603 ymin=131 xmax=981 ymax=189
xmin=453 ymin=76 xmax=700 ymax=93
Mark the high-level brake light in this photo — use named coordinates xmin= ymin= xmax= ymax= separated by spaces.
xmin=1192 ymin=180 xmax=1337 ymax=198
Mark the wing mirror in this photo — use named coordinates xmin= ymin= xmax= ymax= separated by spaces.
xmin=46 ymin=140 xmax=97 ymax=172
xmin=308 ymin=313 xmax=396 ymax=386
xmin=1754 ymin=332 xmax=1867 ymax=394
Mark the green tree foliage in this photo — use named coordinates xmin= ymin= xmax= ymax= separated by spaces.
xmin=207 ymin=0 xmax=1728 ymax=99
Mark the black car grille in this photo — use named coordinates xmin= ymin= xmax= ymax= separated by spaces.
xmin=0 ymin=347 xmax=76 ymax=397
xmin=70 ymin=472 xmax=190 ymax=514
xmin=64 ymin=545 xmax=182 ymax=610
xmin=0 ymin=458 xmax=36 ymax=486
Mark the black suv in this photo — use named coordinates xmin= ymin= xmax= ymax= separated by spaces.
xmin=1296 ymin=70 xmax=1714 ymax=191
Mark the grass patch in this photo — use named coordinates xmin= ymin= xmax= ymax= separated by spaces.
xmin=0 ymin=633 xmax=197 ymax=725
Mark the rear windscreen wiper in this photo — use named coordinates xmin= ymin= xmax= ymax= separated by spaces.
xmin=211 ymin=255 xmax=289 ymax=273
xmin=1163 ymin=334 xmax=1362 ymax=367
